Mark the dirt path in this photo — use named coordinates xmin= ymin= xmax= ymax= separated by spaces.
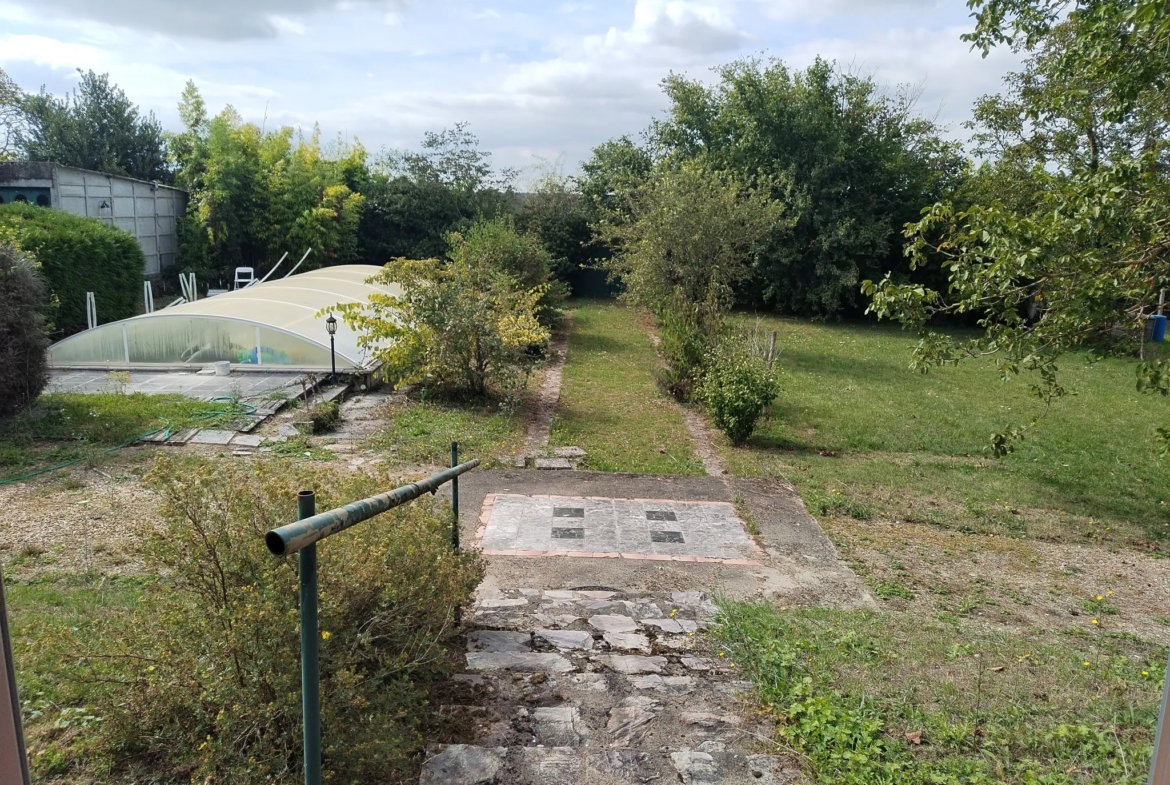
xmin=680 ymin=407 xmax=725 ymax=478
xmin=521 ymin=318 xmax=572 ymax=455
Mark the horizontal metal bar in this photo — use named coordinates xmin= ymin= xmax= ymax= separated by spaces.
xmin=265 ymin=459 xmax=481 ymax=556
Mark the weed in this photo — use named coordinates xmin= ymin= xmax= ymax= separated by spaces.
xmin=873 ymin=581 xmax=914 ymax=600
xmin=1081 ymin=595 xmax=1121 ymax=616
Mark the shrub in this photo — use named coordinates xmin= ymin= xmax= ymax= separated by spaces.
xmin=0 ymin=202 xmax=145 ymax=334
xmin=699 ymin=336 xmax=778 ymax=446
xmin=308 ymin=399 xmax=340 ymax=433
xmin=656 ymin=301 xmax=717 ymax=402
xmin=0 ymin=240 xmax=49 ymax=417
xmin=334 ymin=257 xmax=549 ymax=398
xmin=82 ymin=456 xmax=482 ymax=784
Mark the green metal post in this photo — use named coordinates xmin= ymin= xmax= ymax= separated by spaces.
xmin=450 ymin=442 xmax=460 ymax=553
xmin=297 ymin=491 xmax=322 ymax=785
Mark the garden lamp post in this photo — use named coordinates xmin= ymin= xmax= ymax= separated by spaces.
xmin=325 ymin=314 xmax=337 ymax=384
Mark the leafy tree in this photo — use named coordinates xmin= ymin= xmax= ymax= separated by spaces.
xmin=654 ymin=57 xmax=966 ymax=317
xmin=865 ymin=1 xmax=1170 ymax=455
xmin=578 ymin=135 xmax=654 ymax=219
xmin=357 ymin=175 xmax=468 ymax=262
xmin=332 ymin=254 xmax=549 ymax=398
xmin=382 ymin=122 xmax=511 ymax=193
xmin=172 ymin=82 xmax=370 ymax=283
xmin=0 ymin=235 xmax=49 ymax=416
xmin=20 ymin=70 xmax=168 ymax=182
xmin=602 ymin=162 xmax=787 ymax=397
xmin=0 ymin=67 xmax=25 ymax=161
xmin=449 ymin=216 xmax=567 ymax=325
xmin=514 ymin=169 xmax=593 ymax=286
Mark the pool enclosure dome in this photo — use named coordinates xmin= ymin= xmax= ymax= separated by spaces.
xmin=48 ymin=265 xmax=400 ymax=371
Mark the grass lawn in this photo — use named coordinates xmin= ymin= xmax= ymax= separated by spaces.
xmin=551 ymin=300 xmax=703 ymax=475
xmin=366 ymin=396 xmax=527 ymax=467
xmin=0 ymin=392 xmax=244 ymax=484
xmin=723 ymin=317 xmax=1170 ymax=545
xmin=714 ymin=600 xmax=1165 ymax=784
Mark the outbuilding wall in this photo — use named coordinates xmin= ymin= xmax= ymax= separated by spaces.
xmin=0 ymin=162 xmax=186 ymax=277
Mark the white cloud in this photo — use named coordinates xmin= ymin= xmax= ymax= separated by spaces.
xmin=752 ymin=0 xmax=939 ymax=22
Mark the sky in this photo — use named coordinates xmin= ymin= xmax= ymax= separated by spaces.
xmin=0 ymin=0 xmax=1021 ymax=183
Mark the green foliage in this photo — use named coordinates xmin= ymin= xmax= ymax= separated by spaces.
xmin=602 ymin=161 xmax=786 ymax=397
xmin=698 ymin=334 xmax=778 ymax=446
xmin=577 ymin=135 xmax=654 ymax=220
xmin=714 ymin=601 xmax=1163 ymax=784
xmin=333 ymin=238 xmax=550 ymax=398
xmin=866 ymin=2 xmax=1170 ymax=455
xmin=308 ymin=399 xmax=340 ymax=433
xmin=62 ymin=456 xmax=482 ymax=784
xmin=0 ymin=392 xmax=241 ymax=480
xmin=172 ymin=82 xmax=367 ymax=282
xmin=0 ymin=66 xmax=24 ymax=160
xmin=449 ymin=216 xmax=568 ymax=325
xmin=515 ymin=169 xmax=595 ymax=287
xmin=17 ymin=70 xmax=168 ymax=182
xmin=654 ymin=57 xmax=965 ymax=317
xmin=0 ymin=202 xmax=143 ymax=334
xmin=0 ymin=240 xmax=49 ymax=417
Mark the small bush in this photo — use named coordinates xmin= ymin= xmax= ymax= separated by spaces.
xmin=0 ymin=241 xmax=50 ymax=417
xmin=308 ymin=399 xmax=341 ymax=433
xmin=81 ymin=456 xmax=482 ymax=784
xmin=655 ymin=304 xmax=714 ymax=402
xmin=699 ymin=336 xmax=778 ymax=446
xmin=0 ymin=202 xmax=145 ymax=334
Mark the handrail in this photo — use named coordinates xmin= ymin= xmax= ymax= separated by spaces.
xmin=265 ymin=459 xmax=480 ymax=556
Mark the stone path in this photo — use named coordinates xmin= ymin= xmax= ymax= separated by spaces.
xmin=522 ymin=319 xmax=572 ymax=453
xmin=420 ymin=587 xmax=798 ymax=784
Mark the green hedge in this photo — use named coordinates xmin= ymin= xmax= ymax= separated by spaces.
xmin=0 ymin=203 xmax=144 ymax=335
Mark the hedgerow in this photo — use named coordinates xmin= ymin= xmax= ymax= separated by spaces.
xmin=0 ymin=239 xmax=49 ymax=417
xmin=0 ymin=202 xmax=144 ymax=334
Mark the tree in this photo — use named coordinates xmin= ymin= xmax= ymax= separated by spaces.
xmin=0 ymin=67 xmax=25 ymax=161
xmin=449 ymin=216 xmax=567 ymax=325
xmin=578 ymin=136 xmax=654 ymax=219
xmin=515 ymin=169 xmax=593 ymax=286
xmin=865 ymin=1 xmax=1170 ymax=455
xmin=602 ymin=162 xmax=788 ymax=397
xmin=332 ymin=255 xmax=549 ymax=398
xmin=0 ymin=235 xmax=49 ymax=416
xmin=653 ymin=57 xmax=966 ymax=317
xmin=20 ymin=70 xmax=168 ymax=182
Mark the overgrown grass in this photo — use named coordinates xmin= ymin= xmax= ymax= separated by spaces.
xmin=10 ymin=575 xmax=146 ymax=782
xmin=715 ymin=600 xmax=1166 ymax=784
xmin=367 ymin=398 xmax=525 ymax=467
xmin=723 ymin=317 xmax=1170 ymax=543
xmin=0 ymin=393 xmax=241 ymax=483
xmin=551 ymin=300 xmax=703 ymax=475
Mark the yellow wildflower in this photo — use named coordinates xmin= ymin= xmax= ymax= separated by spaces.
xmin=321 ymin=631 xmax=332 ymax=640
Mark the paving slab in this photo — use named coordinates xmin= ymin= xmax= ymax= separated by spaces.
xmin=230 ymin=434 xmax=263 ymax=447
xmin=189 ymin=429 xmax=235 ymax=445
xmin=419 ymin=745 xmax=505 ymax=785
xmin=466 ymin=652 xmax=574 ymax=673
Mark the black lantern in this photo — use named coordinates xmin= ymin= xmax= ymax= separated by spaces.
xmin=325 ymin=314 xmax=337 ymax=383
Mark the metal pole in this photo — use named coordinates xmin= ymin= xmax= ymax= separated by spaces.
xmin=329 ymin=334 xmax=336 ymax=385
xmin=450 ymin=442 xmax=460 ymax=553
xmin=1150 ymin=650 xmax=1170 ymax=785
xmin=297 ymin=491 xmax=322 ymax=785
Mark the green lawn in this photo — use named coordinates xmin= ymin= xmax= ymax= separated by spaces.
xmin=366 ymin=397 xmax=527 ymax=467
xmin=714 ymin=600 xmax=1164 ymax=785
xmin=551 ymin=300 xmax=703 ymax=475
xmin=723 ymin=317 xmax=1170 ymax=543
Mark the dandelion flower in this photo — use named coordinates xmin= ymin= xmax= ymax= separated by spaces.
xmin=1083 ymin=661 xmax=1090 ymax=667
xmin=321 ymin=631 xmax=332 ymax=640
xmin=1095 ymin=595 xmax=1103 ymax=601
xmin=718 ymin=651 xmax=725 ymax=657
xmin=1092 ymin=619 xmax=1099 ymax=625
xmin=1142 ymin=671 xmax=1149 ymax=677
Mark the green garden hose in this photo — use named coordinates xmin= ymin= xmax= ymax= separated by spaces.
xmin=0 ymin=398 xmax=258 ymax=486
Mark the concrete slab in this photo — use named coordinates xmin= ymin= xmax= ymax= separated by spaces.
xmin=189 ymin=429 xmax=235 ymax=445
xmin=230 ymin=434 xmax=263 ymax=447
xmin=479 ymin=494 xmax=756 ymax=561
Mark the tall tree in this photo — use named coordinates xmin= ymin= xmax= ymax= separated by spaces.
xmin=0 ymin=67 xmax=25 ymax=161
xmin=21 ymin=70 xmax=169 ymax=182
xmin=653 ymin=57 xmax=966 ymax=317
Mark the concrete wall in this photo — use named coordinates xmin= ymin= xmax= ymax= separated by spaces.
xmin=0 ymin=162 xmax=187 ymax=277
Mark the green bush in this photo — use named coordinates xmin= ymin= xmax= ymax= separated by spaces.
xmin=0 ymin=241 xmax=49 ymax=417
xmin=308 ymin=399 xmax=341 ymax=433
xmin=0 ymin=202 xmax=145 ymax=334
xmin=656 ymin=303 xmax=716 ymax=402
xmin=79 ymin=456 xmax=482 ymax=784
xmin=699 ymin=336 xmax=778 ymax=446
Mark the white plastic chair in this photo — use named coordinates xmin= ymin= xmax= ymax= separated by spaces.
xmin=234 ymin=267 xmax=256 ymax=289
